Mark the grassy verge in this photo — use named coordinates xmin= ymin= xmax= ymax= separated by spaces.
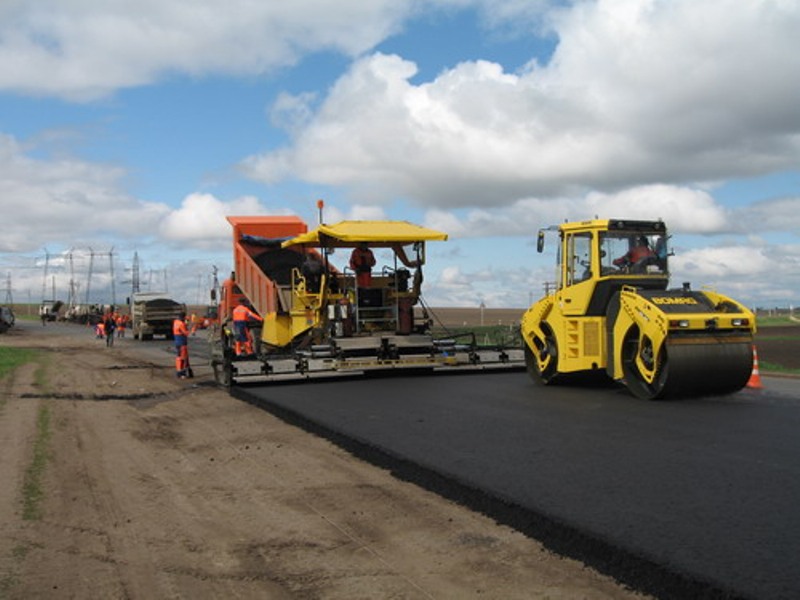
xmin=759 ymin=362 xmax=800 ymax=376
xmin=24 ymin=353 xmax=52 ymax=521
xmin=22 ymin=402 xmax=52 ymax=521
xmin=0 ymin=347 xmax=50 ymax=595
xmin=0 ymin=347 xmax=52 ymax=520
xmin=756 ymin=315 xmax=800 ymax=327
xmin=0 ymin=347 xmax=38 ymax=381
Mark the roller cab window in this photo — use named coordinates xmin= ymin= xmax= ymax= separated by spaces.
xmin=600 ymin=231 xmax=667 ymax=275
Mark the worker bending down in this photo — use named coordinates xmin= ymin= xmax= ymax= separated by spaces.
xmin=173 ymin=311 xmax=193 ymax=379
xmin=232 ymin=298 xmax=263 ymax=356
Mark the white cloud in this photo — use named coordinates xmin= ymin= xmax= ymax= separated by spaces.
xmin=584 ymin=185 xmax=728 ymax=233
xmin=732 ymin=197 xmax=800 ymax=236
xmin=0 ymin=134 xmax=292 ymax=257
xmin=670 ymin=243 xmax=800 ymax=306
xmin=0 ymin=0 xmax=423 ymax=100
xmin=673 ymin=245 xmax=772 ymax=279
xmin=422 ymin=184 xmax=730 ymax=239
xmin=245 ymin=0 xmax=800 ymax=208
xmin=422 ymin=262 xmax=548 ymax=308
xmin=0 ymin=133 xmax=168 ymax=252
xmin=158 ymin=193 xmax=280 ymax=245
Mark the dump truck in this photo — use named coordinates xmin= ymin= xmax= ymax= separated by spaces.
xmin=39 ymin=300 xmax=62 ymax=322
xmin=210 ymin=215 xmax=524 ymax=386
xmin=130 ymin=292 xmax=186 ymax=341
xmin=520 ymin=219 xmax=756 ymax=399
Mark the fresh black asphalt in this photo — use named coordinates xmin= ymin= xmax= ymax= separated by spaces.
xmin=235 ymin=371 xmax=800 ymax=600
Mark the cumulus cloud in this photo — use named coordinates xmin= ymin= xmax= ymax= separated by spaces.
xmin=731 ymin=197 xmax=800 ymax=236
xmin=0 ymin=134 xmax=291 ymax=256
xmin=158 ymin=193 xmax=282 ymax=245
xmin=3 ymin=0 xmax=798 ymax=308
xmin=245 ymin=0 xmax=800 ymax=208
xmin=0 ymin=0 xmax=421 ymax=100
xmin=421 ymin=262 xmax=546 ymax=308
xmin=670 ymin=243 xmax=800 ymax=305
xmin=0 ymin=133 xmax=168 ymax=252
xmin=422 ymin=184 xmax=730 ymax=238
xmin=673 ymin=246 xmax=772 ymax=279
xmin=584 ymin=185 xmax=729 ymax=233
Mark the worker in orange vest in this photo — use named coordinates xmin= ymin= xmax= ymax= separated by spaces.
xmin=349 ymin=243 xmax=376 ymax=288
xmin=173 ymin=311 xmax=192 ymax=379
xmin=232 ymin=299 xmax=263 ymax=356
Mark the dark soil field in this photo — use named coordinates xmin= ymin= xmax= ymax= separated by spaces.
xmin=754 ymin=325 xmax=800 ymax=371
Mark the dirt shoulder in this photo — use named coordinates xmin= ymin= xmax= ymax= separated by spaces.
xmin=0 ymin=321 xmax=645 ymax=599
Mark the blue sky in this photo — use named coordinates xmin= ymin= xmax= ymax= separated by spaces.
xmin=1 ymin=0 xmax=798 ymax=310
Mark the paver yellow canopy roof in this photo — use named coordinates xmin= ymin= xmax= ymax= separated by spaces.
xmin=281 ymin=220 xmax=448 ymax=248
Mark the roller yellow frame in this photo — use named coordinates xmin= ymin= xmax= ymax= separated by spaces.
xmin=521 ymin=219 xmax=756 ymax=399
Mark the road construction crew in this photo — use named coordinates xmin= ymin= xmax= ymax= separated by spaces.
xmin=232 ymin=298 xmax=263 ymax=356
xmin=102 ymin=312 xmax=116 ymax=347
xmin=173 ymin=311 xmax=192 ymax=379
xmin=115 ymin=313 xmax=127 ymax=338
xmin=349 ymin=243 xmax=376 ymax=288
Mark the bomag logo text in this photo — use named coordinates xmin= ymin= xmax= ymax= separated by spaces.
xmin=651 ymin=297 xmax=699 ymax=305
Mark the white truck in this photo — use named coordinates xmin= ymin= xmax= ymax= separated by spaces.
xmin=39 ymin=300 xmax=62 ymax=322
xmin=130 ymin=292 xmax=186 ymax=341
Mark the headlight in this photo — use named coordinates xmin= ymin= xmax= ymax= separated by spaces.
xmin=669 ymin=319 xmax=690 ymax=328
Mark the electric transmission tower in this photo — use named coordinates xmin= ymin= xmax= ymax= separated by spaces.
xmin=2 ymin=272 xmax=12 ymax=305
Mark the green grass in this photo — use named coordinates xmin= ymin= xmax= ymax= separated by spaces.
xmin=22 ymin=402 xmax=52 ymax=521
xmin=760 ymin=361 xmax=800 ymax=376
xmin=0 ymin=347 xmax=52 ymax=522
xmin=0 ymin=347 xmax=38 ymax=381
xmin=0 ymin=349 xmax=51 ymax=597
xmin=756 ymin=315 xmax=800 ymax=327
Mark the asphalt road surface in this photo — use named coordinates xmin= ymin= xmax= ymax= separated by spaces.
xmin=235 ymin=371 xmax=800 ymax=600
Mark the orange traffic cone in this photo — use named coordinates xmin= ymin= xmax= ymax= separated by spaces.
xmin=747 ymin=345 xmax=764 ymax=389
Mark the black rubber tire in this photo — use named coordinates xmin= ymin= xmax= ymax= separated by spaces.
xmin=621 ymin=328 xmax=668 ymax=400
xmin=524 ymin=326 xmax=559 ymax=385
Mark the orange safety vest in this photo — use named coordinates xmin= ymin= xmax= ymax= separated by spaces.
xmin=173 ymin=318 xmax=189 ymax=337
xmin=350 ymin=247 xmax=375 ymax=287
xmin=232 ymin=304 xmax=262 ymax=322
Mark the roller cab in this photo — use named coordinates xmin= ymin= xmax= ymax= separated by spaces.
xmin=521 ymin=219 xmax=756 ymax=399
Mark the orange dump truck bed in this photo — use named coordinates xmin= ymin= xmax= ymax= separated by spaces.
xmin=226 ymin=216 xmax=309 ymax=317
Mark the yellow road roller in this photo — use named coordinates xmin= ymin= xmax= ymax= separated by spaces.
xmin=521 ymin=219 xmax=756 ymax=399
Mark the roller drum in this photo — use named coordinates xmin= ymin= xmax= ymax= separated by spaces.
xmin=624 ymin=335 xmax=753 ymax=400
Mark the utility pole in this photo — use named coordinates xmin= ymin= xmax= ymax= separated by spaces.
xmin=85 ymin=248 xmax=95 ymax=304
xmin=131 ymin=252 xmax=141 ymax=295
xmin=2 ymin=272 xmax=12 ymax=305
xmin=41 ymin=248 xmax=50 ymax=301
xmin=67 ymin=250 xmax=77 ymax=309
xmin=109 ymin=247 xmax=116 ymax=307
